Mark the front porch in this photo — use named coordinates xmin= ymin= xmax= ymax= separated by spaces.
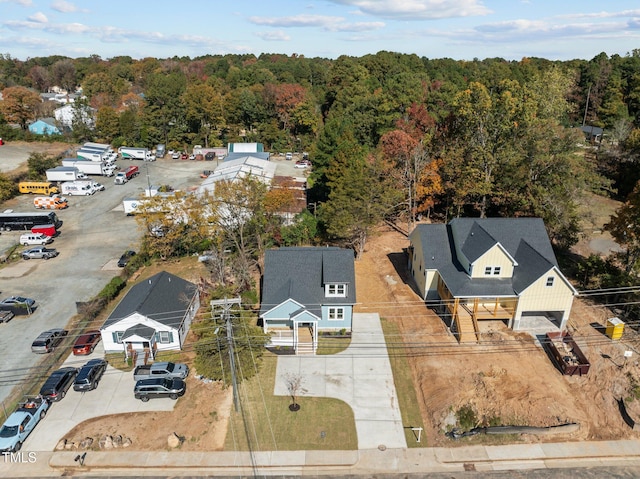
xmin=267 ymin=322 xmax=317 ymax=355
xmin=438 ymin=277 xmax=517 ymax=343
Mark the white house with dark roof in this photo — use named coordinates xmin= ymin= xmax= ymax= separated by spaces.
xmin=259 ymin=247 xmax=356 ymax=354
xmin=408 ymin=218 xmax=577 ymax=342
xmin=100 ymin=271 xmax=200 ymax=362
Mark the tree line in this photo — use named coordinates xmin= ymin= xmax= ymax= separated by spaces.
xmin=4 ymin=49 xmax=640 ymax=377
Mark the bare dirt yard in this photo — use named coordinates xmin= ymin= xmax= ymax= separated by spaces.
xmin=63 ymin=375 xmax=233 ymax=451
xmin=355 ymin=221 xmax=640 ymax=447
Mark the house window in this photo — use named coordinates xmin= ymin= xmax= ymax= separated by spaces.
xmin=326 ymin=284 xmax=347 ymax=297
xmin=328 ymin=307 xmax=345 ymax=320
xmin=546 ymin=276 xmax=554 ymax=287
xmin=156 ymin=331 xmax=173 ymax=343
xmin=484 ymin=266 xmax=501 ymax=276
xmin=112 ymin=331 xmax=124 ymax=344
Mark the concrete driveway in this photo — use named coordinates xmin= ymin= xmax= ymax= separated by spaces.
xmin=274 ymin=313 xmax=407 ymax=450
xmin=22 ymin=342 xmax=177 ymax=451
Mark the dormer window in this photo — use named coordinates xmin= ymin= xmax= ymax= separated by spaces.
xmin=546 ymin=276 xmax=554 ymax=287
xmin=484 ymin=266 xmax=501 ymax=276
xmin=326 ymin=284 xmax=347 ymax=297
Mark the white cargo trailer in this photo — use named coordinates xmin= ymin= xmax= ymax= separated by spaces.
xmin=45 ymin=166 xmax=87 ymax=182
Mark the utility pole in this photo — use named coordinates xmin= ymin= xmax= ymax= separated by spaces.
xmin=210 ymin=297 xmax=242 ymax=411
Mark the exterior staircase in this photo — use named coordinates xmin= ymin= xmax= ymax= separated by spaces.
xmin=296 ymin=326 xmax=315 ymax=355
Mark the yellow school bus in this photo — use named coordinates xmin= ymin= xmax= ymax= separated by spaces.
xmin=18 ymin=181 xmax=59 ymax=195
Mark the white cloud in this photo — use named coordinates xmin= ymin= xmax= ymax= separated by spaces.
xmin=0 ymin=0 xmax=33 ymax=6
xmin=249 ymin=14 xmax=345 ymax=28
xmin=28 ymin=11 xmax=48 ymax=23
xmin=51 ymin=0 xmax=78 ymax=13
xmin=328 ymin=0 xmax=491 ymax=20
xmin=255 ymin=30 xmax=291 ymax=41
xmin=249 ymin=13 xmax=384 ymax=33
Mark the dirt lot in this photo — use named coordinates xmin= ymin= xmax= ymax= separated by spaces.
xmin=0 ymin=140 xmax=71 ymax=174
xmin=355 ymin=223 xmax=640 ymax=446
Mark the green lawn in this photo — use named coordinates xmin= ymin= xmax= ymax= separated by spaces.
xmin=224 ymin=351 xmax=357 ymax=451
xmin=380 ymin=317 xmax=427 ymax=447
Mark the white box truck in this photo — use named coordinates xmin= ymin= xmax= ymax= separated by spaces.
xmin=118 ymin=147 xmax=154 ymax=161
xmin=45 ymin=166 xmax=88 ymax=182
xmin=61 ymin=159 xmax=115 ymax=177
xmin=82 ymin=145 xmax=117 ymax=161
xmin=61 ymin=181 xmax=95 ymax=196
xmin=76 ymin=149 xmax=106 ymax=162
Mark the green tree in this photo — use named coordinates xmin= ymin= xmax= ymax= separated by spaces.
xmin=27 ymin=152 xmax=59 ymax=179
xmin=95 ymin=106 xmax=120 ymax=141
xmin=193 ymin=305 xmax=269 ymax=385
xmin=182 ymin=83 xmax=225 ymax=147
xmin=319 ymin=132 xmax=400 ymax=258
xmin=0 ymin=173 xmax=17 ymax=201
xmin=605 ymin=182 xmax=640 ymax=273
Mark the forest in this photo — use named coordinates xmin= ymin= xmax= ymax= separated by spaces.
xmin=2 ymin=50 xmax=640 ymax=294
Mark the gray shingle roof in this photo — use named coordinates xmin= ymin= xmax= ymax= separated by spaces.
xmin=411 ymin=218 xmax=560 ymax=297
xmin=102 ymin=271 xmax=197 ymax=329
xmin=122 ymin=323 xmax=156 ymax=341
xmin=260 ymin=247 xmax=356 ymax=317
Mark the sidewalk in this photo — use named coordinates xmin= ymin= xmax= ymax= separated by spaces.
xmin=3 ymin=439 xmax=640 ymax=477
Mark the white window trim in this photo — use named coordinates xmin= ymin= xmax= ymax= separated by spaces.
xmin=328 ymin=307 xmax=345 ymax=321
xmin=325 ymin=284 xmax=347 ymax=297
xmin=158 ymin=331 xmax=171 ymax=343
xmin=484 ymin=266 xmax=501 ymax=276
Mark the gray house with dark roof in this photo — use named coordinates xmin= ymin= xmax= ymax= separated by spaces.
xmin=100 ymin=271 xmax=200 ymax=361
xmin=408 ymin=218 xmax=577 ymax=342
xmin=259 ymin=247 xmax=356 ymax=354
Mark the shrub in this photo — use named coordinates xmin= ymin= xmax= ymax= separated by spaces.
xmin=98 ymin=276 xmax=126 ymax=301
xmin=456 ymin=405 xmax=478 ymax=430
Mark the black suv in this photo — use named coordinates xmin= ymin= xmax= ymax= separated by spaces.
xmin=134 ymin=377 xmax=186 ymax=401
xmin=73 ymin=359 xmax=107 ymax=392
xmin=39 ymin=367 xmax=78 ymax=402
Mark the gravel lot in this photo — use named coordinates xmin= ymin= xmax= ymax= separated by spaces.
xmin=0 ymin=149 xmax=308 ymax=412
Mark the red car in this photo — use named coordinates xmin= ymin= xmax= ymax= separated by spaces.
xmin=72 ymin=330 xmax=101 ymax=355
xmin=181 ymin=153 xmax=188 ymax=160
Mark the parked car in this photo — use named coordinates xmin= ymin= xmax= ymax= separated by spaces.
xmin=189 ymin=153 xmax=196 ymax=160
xmin=0 ymin=396 xmax=49 ymax=453
xmin=205 ymin=152 xmax=216 ymax=161
xmin=19 ymin=233 xmax=52 ymax=246
xmin=172 ymin=152 xmax=180 ymax=159
xmin=134 ymin=377 xmax=186 ymax=401
xmin=285 ymin=152 xmax=293 ymax=160
xmin=73 ymin=359 xmax=107 ymax=392
xmin=92 ymin=182 xmax=105 ymax=191
xmin=168 ymin=149 xmax=175 ymax=155
xmin=180 ymin=153 xmax=188 ymax=160
xmin=117 ymin=250 xmax=136 ymax=267
xmin=72 ymin=330 xmax=101 ymax=355
xmin=31 ymin=328 xmax=68 ymax=354
xmin=1 ymin=296 xmax=36 ymax=309
xmin=39 ymin=367 xmax=78 ymax=402
xmin=294 ymin=160 xmax=311 ymax=169
xmin=0 ymin=310 xmax=14 ymax=323
xmin=22 ymin=246 xmax=59 ymax=260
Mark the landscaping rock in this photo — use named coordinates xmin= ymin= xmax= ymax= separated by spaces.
xmin=99 ymin=435 xmax=113 ymax=449
xmin=122 ymin=437 xmax=132 ymax=448
xmin=79 ymin=437 xmax=94 ymax=449
xmin=167 ymin=432 xmax=183 ymax=448
xmin=55 ymin=439 xmax=66 ymax=451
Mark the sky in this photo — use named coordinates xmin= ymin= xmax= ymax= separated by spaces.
xmin=0 ymin=0 xmax=639 ymax=62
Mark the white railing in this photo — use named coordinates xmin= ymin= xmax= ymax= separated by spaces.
xmin=269 ymin=330 xmax=294 ymax=347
